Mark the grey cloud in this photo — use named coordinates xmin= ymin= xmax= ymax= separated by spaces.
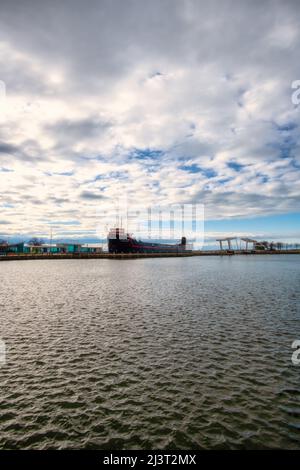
xmin=1 ymin=0 xmax=299 ymax=94
xmin=0 ymin=142 xmax=18 ymax=154
xmin=49 ymin=196 xmax=71 ymax=204
xmin=80 ymin=190 xmax=106 ymax=200
xmin=0 ymin=140 xmax=47 ymax=163
xmin=189 ymin=189 xmax=300 ymax=219
xmin=46 ymin=117 xmax=111 ymax=143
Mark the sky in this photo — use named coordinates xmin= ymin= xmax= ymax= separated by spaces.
xmin=0 ymin=0 xmax=300 ymax=247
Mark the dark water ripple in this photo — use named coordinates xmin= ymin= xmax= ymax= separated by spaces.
xmin=0 ymin=256 xmax=300 ymax=449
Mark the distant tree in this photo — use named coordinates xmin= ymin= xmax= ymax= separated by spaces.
xmin=259 ymin=241 xmax=269 ymax=250
xmin=269 ymin=241 xmax=275 ymax=251
xmin=0 ymin=239 xmax=8 ymax=246
xmin=28 ymin=237 xmax=43 ymax=246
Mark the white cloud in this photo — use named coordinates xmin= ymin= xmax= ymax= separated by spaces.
xmin=0 ymin=0 xmax=299 ymax=240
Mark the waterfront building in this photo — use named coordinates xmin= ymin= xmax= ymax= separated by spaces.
xmin=0 ymin=242 xmax=25 ymax=255
xmin=80 ymin=243 xmax=103 ymax=254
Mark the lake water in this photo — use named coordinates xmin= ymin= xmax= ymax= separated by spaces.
xmin=0 ymin=255 xmax=299 ymax=449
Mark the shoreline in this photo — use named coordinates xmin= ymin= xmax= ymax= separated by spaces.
xmin=0 ymin=250 xmax=300 ymax=261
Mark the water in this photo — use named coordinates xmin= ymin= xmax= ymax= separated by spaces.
xmin=0 ymin=255 xmax=299 ymax=449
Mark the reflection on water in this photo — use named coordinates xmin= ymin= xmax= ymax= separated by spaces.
xmin=0 ymin=256 xmax=299 ymax=449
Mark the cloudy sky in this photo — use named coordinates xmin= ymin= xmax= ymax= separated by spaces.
xmin=0 ymin=0 xmax=300 ymax=245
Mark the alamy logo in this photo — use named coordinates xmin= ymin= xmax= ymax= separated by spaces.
xmin=291 ymin=340 xmax=300 ymax=365
xmin=96 ymin=200 xmax=204 ymax=250
xmin=291 ymin=80 xmax=300 ymax=105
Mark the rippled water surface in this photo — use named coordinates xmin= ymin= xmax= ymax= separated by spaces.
xmin=0 ymin=256 xmax=300 ymax=449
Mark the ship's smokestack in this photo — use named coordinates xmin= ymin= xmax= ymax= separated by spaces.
xmin=181 ymin=236 xmax=186 ymax=246
xmin=116 ymin=228 xmax=120 ymax=240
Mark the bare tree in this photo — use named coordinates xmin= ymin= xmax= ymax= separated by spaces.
xmin=28 ymin=237 xmax=43 ymax=246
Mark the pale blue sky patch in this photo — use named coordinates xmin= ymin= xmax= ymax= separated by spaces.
xmin=227 ymin=162 xmax=245 ymax=172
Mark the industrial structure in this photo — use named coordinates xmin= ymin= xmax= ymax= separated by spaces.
xmin=216 ymin=237 xmax=281 ymax=252
xmin=216 ymin=237 xmax=239 ymax=251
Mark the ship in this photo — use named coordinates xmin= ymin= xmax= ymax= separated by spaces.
xmin=108 ymin=228 xmax=189 ymax=254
